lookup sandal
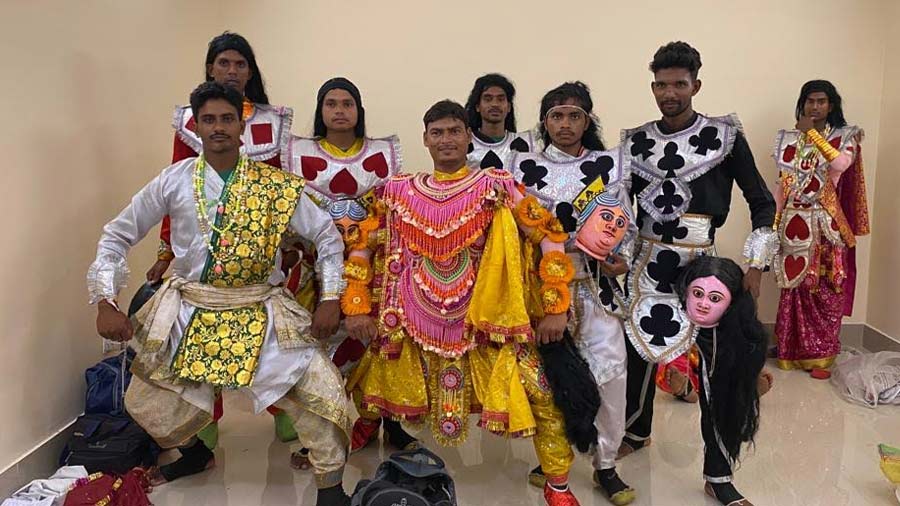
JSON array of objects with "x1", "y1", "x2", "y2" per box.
[
  {"x1": 616, "y1": 437, "x2": 651, "y2": 460},
  {"x1": 667, "y1": 368, "x2": 698, "y2": 403},
  {"x1": 704, "y1": 481, "x2": 754, "y2": 506}
]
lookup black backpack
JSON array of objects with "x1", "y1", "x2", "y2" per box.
[{"x1": 351, "y1": 448, "x2": 456, "y2": 506}]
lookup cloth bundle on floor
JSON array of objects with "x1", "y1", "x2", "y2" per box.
[{"x1": 832, "y1": 350, "x2": 900, "y2": 408}]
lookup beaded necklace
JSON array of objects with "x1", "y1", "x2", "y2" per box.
[{"x1": 193, "y1": 154, "x2": 250, "y2": 275}]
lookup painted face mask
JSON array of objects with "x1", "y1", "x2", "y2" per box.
[
  {"x1": 686, "y1": 276, "x2": 732, "y2": 328},
  {"x1": 329, "y1": 199, "x2": 369, "y2": 250},
  {"x1": 574, "y1": 192, "x2": 630, "y2": 261}
]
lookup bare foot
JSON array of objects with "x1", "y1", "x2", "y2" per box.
[
  {"x1": 666, "y1": 368, "x2": 689, "y2": 396},
  {"x1": 758, "y1": 369, "x2": 774, "y2": 396}
]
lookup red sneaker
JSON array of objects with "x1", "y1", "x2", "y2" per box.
[
  {"x1": 350, "y1": 418, "x2": 381, "y2": 453},
  {"x1": 543, "y1": 483, "x2": 580, "y2": 506}
]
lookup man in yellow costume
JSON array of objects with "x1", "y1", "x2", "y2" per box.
[
  {"x1": 347, "y1": 100, "x2": 580, "y2": 506},
  {"x1": 89, "y1": 82, "x2": 352, "y2": 506}
]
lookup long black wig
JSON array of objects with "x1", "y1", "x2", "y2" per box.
[{"x1": 674, "y1": 256, "x2": 767, "y2": 464}]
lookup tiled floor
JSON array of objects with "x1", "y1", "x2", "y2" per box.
[{"x1": 149, "y1": 360, "x2": 900, "y2": 505}]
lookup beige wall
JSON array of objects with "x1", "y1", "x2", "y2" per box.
[
  {"x1": 0, "y1": 0, "x2": 895, "y2": 473},
  {"x1": 226, "y1": 0, "x2": 888, "y2": 322},
  {"x1": 0, "y1": 1, "x2": 223, "y2": 470},
  {"x1": 867, "y1": 0, "x2": 900, "y2": 340}
]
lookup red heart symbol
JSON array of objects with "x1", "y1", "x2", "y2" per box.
[
  {"x1": 300, "y1": 156, "x2": 327, "y2": 181},
  {"x1": 792, "y1": 199, "x2": 812, "y2": 209},
  {"x1": 329, "y1": 168, "x2": 359, "y2": 196},
  {"x1": 785, "y1": 215, "x2": 810, "y2": 241},
  {"x1": 803, "y1": 177, "x2": 820, "y2": 194},
  {"x1": 829, "y1": 137, "x2": 841, "y2": 149},
  {"x1": 362, "y1": 152, "x2": 389, "y2": 178},
  {"x1": 782, "y1": 145, "x2": 796, "y2": 163},
  {"x1": 784, "y1": 255, "x2": 807, "y2": 280},
  {"x1": 830, "y1": 218, "x2": 841, "y2": 231}
]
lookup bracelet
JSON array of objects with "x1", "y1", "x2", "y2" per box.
[
  {"x1": 157, "y1": 240, "x2": 175, "y2": 262},
  {"x1": 805, "y1": 129, "x2": 841, "y2": 162}
]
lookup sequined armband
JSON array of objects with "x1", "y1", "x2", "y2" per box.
[{"x1": 742, "y1": 227, "x2": 778, "y2": 270}]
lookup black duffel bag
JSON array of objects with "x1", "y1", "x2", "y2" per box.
[
  {"x1": 61, "y1": 413, "x2": 159, "y2": 474},
  {"x1": 352, "y1": 448, "x2": 456, "y2": 506}
]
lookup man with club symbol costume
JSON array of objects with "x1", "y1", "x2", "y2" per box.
[{"x1": 510, "y1": 81, "x2": 637, "y2": 505}]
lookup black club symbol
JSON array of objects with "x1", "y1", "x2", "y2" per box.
[
  {"x1": 480, "y1": 150, "x2": 503, "y2": 170},
  {"x1": 657, "y1": 142, "x2": 685, "y2": 178},
  {"x1": 598, "y1": 276, "x2": 619, "y2": 312},
  {"x1": 689, "y1": 126, "x2": 722, "y2": 156},
  {"x1": 555, "y1": 202, "x2": 577, "y2": 233},
  {"x1": 467, "y1": 142, "x2": 474, "y2": 154},
  {"x1": 630, "y1": 131, "x2": 656, "y2": 161},
  {"x1": 640, "y1": 304, "x2": 681, "y2": 346},
  {"x1": 652, "y1": 220, "x2": 688, "y2": 244},
  {"x1": 580, "y1": 155, "x2": 614, "y2": 186},
  {"x1": 510, "y1": 137, "x2": 530, "y2": 152},
  {"x1": 652, "y1": 180, "x2": 684, "y2": 215},
  {"x1": 647, "y1": 249, "x2": 682, "y2": 293},
  {"x1": 520, "y1": 159, "x2": 549, "y2": 189}
]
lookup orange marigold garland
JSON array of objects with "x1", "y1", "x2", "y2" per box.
[
  {"x1": 539, "y1": 251, "x2": 575, "y2": 284},
  {"x1": 341, "y1": 256, "x2": 373, "y2": 316},
  {"x1": 540, "y1": 282, "x2": 571, "y2": 315}
]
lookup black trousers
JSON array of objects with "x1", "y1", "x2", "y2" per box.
[
  {"x1": 696, "y1": 331, "x2": 733, "y2": 481},
  {"x1": 623, "y1": 336, "x2": 656, "y2": 442},
  {"x1": 623, "y1": 332, "x2": 733, "y2": 481}
]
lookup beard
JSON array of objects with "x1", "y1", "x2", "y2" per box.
[{"x1": 659, "y1": 100, "x2": 689, "y2": 118}]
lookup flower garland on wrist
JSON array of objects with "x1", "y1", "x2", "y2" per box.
[
  {"x1": 341, "y1": 255, "x2": 373, "y2": 315},
  {"x1": 515, "y1": 196, "x2": 568, "y2": 243},
  {"x1": 539, "y1": 250, "x2": 574, "y2": 315}
]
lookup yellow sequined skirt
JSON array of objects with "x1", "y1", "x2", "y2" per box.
[{"x1": 348, "y1": 335, "x2": 553, "y2": 447}]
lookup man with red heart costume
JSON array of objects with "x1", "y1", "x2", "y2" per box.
[
  {"x1": 281, "y1": 78, "x2": 416, "y2": 463},
  {"x1": 773, "y1": 80, "x2": 870, "y2": 378}
]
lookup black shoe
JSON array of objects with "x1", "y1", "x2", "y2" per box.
[
  {"x1": 316, "y1": 483, "x2": 351, "y2": 506},
  {"x1": 383, "y1": 419, "x2": 420, "y2": 450},
  {"x1": 158, "y1": 439, "x2": 215, "y2": 483},
  {"x1": 593, "y1": 468, "x2": 635, "y2": 505}
]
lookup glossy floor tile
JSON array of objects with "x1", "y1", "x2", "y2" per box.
[{"x1": 149, "y1": 360, "x2": 900, "y2": 505}]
